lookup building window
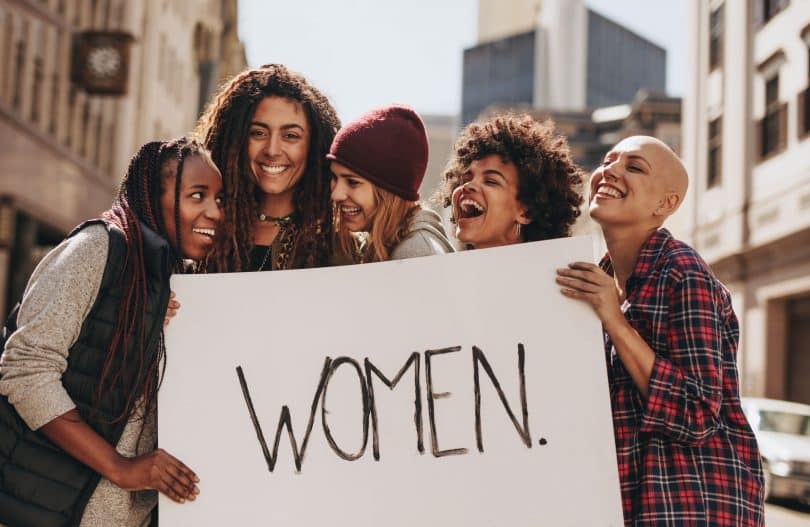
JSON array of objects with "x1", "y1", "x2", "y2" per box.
[
  {"x1": 756, "y1": 0, "x2": 789, "y2": 28},
  {"x1": 758, "y1": 73, "x2": 787, "y2": 160},
  {"x1": 709, "y1": 5, "x2": 724, "y2": 71},
  {"x1": 801, "y1": 43, "x2": 810, "y2": 139},
  {"x1": 707, "y1": 117, "x2": 722, "y2": 188},
  {"x1": 12, "y1": 39, "x2": 25, "y2": 110},
  {"x1": 30, "y1": 57, "x2": 43, "y2": 123}
]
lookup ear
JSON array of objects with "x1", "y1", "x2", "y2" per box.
[
  {"x1": 516, "y1": 205, "x2": 532, "y2": 225},
  {"x1": 653, "y1": 192, "x2": 681, "y2": 217}
]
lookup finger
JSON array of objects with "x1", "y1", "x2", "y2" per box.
[
  {"x1": 555, "y1": 276, "x2": 600, "y2": 293},
  {"x1": 168, "y1": 299, "x2": 181, "y2": 309},
  {"x1": 165, "y1": 454, "x2": 200, "y2": 484},
  {"x1": 158, "y1": 470, "x2": 196, "y2": 501},
  {"x1": 568, "y1": 261, "x2": 601, "y2": 272},
  {"x1": 156, "y1": 476, "x2": 186, "y2": 503},
  {"x1": 560, "y1": 287, "x2": 593, "y2": 300},
  {"x1": 166, "y1": 307, "x2": 178, "y2": 317},
  {"x1": 170, "y1": 290, "x2": 176, "y2": 299},
  {"x1": 556, "y1": 268, "x2": 603, "y2": 286},
  {"x1": 164, "y1": 460, "x2": 199, "y2": 495}
]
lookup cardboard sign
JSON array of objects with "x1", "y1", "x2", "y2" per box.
[{"x1": 160, "y1": 236, "x2": 623, "y2": 526}]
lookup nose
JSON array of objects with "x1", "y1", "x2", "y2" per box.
[
  {"x1": 330, "y1": 179, "x2": 346, "y2": 202},
  {"x1": 265, "y1": 134, "x2": 282, "y2": 157},
  {"x1": 461, "y1": 176, "x2": 479, "y2": 192},
  {"x1": 207, "y1": 199, "x2": 224, "y2": 222}
]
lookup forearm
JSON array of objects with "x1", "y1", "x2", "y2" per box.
[
  {"x1": 603, "y1": 317, "x2": 655, "y2": 397},
  {"x1": 39, "y1": 409, "x2": 125, "y2": 484}
]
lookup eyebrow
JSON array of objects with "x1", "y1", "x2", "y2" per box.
[
  {"x1": 249, "y1": 121, "x2": 306, "y2": 132},
  {"x1": 625, "y1": 154, "x2": 652, "y2": 171}
]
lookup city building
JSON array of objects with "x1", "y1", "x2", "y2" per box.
[
  {"x1": 420, "y1": 113, "x2": 457, "y2": 212},
  {"x1": 0, "y1": 0, "x2": 246, "y2": 316},
  {"x1": 461, "y1": 0, "x2": 667, "y2": 124},
  {"x1": 680, "y1": 0, "x2": 810, "y2": 403}
]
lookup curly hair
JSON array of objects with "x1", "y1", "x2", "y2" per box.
[
  {"x1": 436, "y1": 114, "x2": 584, "y2": 242},
  {"x1": 195, "y1": 64, "x2": 340, "y2": 271}
]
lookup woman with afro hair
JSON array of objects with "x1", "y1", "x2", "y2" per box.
[
  {"x1": 436, "y1": 113, "x2": 584, "y2": 249},
  {"x1": 196, "y1": 64, "x2": 340, "y2": 271}
]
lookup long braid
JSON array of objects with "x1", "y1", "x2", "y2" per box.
[
  {"x1": 196, "y1": 64, "x2": 340, "y2": 271},
  {"x1": 94, "y1": 137, "x2": 206, "y2": 425}
]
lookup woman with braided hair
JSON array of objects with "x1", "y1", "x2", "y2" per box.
[
  {"x1": 196, "y1": 63, "x2": 340, "y2": 271},
  {"x1": 0, "y1": 137, "x2": 223, "y2": 526}
]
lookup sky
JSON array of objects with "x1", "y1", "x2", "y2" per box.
[{"x1": 238, "y1": 0, "x2": 688, "y2": 124}]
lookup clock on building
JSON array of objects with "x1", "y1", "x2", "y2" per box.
[{"x1": 71, "y1": 31, "x2": 134, "y2": 95}]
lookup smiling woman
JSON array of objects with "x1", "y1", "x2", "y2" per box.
[
  {"x1": 197, "y1": 64, "x2": 340, "y2": 271},
  {"x1": 0, "y1": 138, "x2": 222, "y2": 526},
  {"x1": 436, "y1": 113, "x2": 585, "y2": 249}
]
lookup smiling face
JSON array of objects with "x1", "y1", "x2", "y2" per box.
[
  {"x1": 589, "y1": 136, "x2": 686, "y2": 230},
  {"x1": 160, "y1": 155, "x2": 224, "y2": 261},
  {"x1": 330, "y1": 162, "x2": 377, "y2": 232},
  {"x1": 450, "y1": 154, "x2": 529, "y2": 249},
  {"x1": 247, "y1": 96, "x2": 310, "y2": 204}
]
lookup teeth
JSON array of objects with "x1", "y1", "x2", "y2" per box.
[
  {"x1": 193, "y1": 228, "x2": 215, "y2": 237},
  {"x1": 341, "y1": 206, "x2": 361, "y2": 215},
  {"x1": 597, "y1": 185, "x2": 623, "y2": 198},
  {"x1": 460, "y1": 198, "x2": 485, "y2": 212},
  {"x1": 261, "y1": 164, "x2": 287, "y2": 175}
]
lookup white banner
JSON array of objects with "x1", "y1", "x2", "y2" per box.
[{"x1": 160, "y1": 236, "x2": 623, "y2": 526}]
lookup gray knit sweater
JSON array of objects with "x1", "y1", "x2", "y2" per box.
[
  {"x1": 0, "y1": 224, "x2": 156, "y2": 527},
  {"x1": 390, "y1": 208, "x2": 454, "y2": 260}
]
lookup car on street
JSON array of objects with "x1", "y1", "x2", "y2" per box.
[{"x1": 742, "y1": 397, "x2": 810, "y2": 504}]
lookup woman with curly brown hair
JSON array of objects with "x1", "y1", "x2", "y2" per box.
[
  {"x1": 196, "y1": 64, "x2": 340, "y2": 271},
  {"x1": 436, "y1": 114, "x2": 584, "y2": 249}
]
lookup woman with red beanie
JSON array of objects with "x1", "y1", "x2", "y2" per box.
[{"x1": 328, "y1": 105, "x2": 454, "y2": 263}]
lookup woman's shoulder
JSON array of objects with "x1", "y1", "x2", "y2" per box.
[{"x1": 392, "y1": 207, "x2": 455, "y2": 259}]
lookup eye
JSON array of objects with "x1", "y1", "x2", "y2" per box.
[
  {"x1": 190, "y1": 191, "x2": 204, "y2": 200},
  {"x1": 460, "y1": 173, "x2": 472, "y2": 184},
  {"x1": 485, "y1": 178, "x2": 499, "y2": 186},
  {"x1": 284, "y1": 132, "x2": 302, "y2": 140},
  {"x1": 347, "y1": 178, "x2": 362, "y2": 188},
  {"x1": 629, "y1": 165, "x2": 642, "y2": 172},
  {"x1": 249, "y1": 128, "x2": 267, "y2": 138},
  {"x1": 215, "y1": 194, "x2": 225, "y2": 206}
]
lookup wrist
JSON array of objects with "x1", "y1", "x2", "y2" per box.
[
  {"x1": 603, "y1": 314, "x2": 630, "y2": 338},
  {"x1": 104, "y1": 453, "x2": 129, "y2": 486}
]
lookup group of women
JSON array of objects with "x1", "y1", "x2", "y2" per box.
[{"x1": 0, "y1": 64, "x2": 586, "y2": 526}]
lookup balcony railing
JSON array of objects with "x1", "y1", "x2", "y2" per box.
[
  {"x1": 799, "y1": 86, "x2": 810, "y2": 140},
  {"x1": 756, "y1": 102, "x2": 787, "y2": 161}
]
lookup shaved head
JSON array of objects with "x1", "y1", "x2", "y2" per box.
[{"x1": 615, "y1": 135, "x2": 688, "y2": 203}]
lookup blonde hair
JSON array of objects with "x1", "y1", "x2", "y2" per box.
[{"x1": 335, "y1": 186, "x2": 420, "y2": 263}]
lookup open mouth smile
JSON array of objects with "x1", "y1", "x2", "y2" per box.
[
  {"x1": 593, "y1": 184, "x2": 626, "y2": 199},
  {"x1": 192, "y1": 228, "x2": 216, "y2": 238},
  {"x1": 457, "y1": 197, "x2": 486, "y2": 220},
  {"x1": 260, "y1": 164, "x2": 288, "y2": 175}
]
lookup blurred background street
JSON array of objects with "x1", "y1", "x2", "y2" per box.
[{"x1": 1, "y1": 0, "x2": 808, "y2": 523}]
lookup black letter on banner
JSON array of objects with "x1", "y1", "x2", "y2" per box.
[
  {"x1": 424, "y1": 346, "x2": 468, "y2": 457},
  {"x1": 236, "y1": 359, "x2": 331, "y2": 473},
  {"x1": 321, "y1": 357, "x2": 370, "y2": 461},
  {"x1": 364, "y1": 352, "x2": 424, "y2": 460},
  {"x1": 473, "y1": 344, "x2": 531, "y2": 452}
]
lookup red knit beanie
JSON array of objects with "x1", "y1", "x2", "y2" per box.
[{"x1": 327, "y1": 105, "x2": 428, "y2": 201}]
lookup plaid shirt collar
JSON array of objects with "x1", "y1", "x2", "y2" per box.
[{"x1": 598, "y1": 227, "x2": 673, "y2": 295}]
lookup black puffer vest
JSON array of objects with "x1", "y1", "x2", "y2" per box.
[{"x1": 0, "y1": 220, "x2": 172, "y2": 527}]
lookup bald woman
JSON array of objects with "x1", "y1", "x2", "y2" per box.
[{"x1": 557, "y1": 136, "x2": 764, "y2": 526}]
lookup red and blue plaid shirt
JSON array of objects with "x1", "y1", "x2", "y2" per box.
[{"x1": 600, "y1": 229, "x2": 764, "y2": 526}]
